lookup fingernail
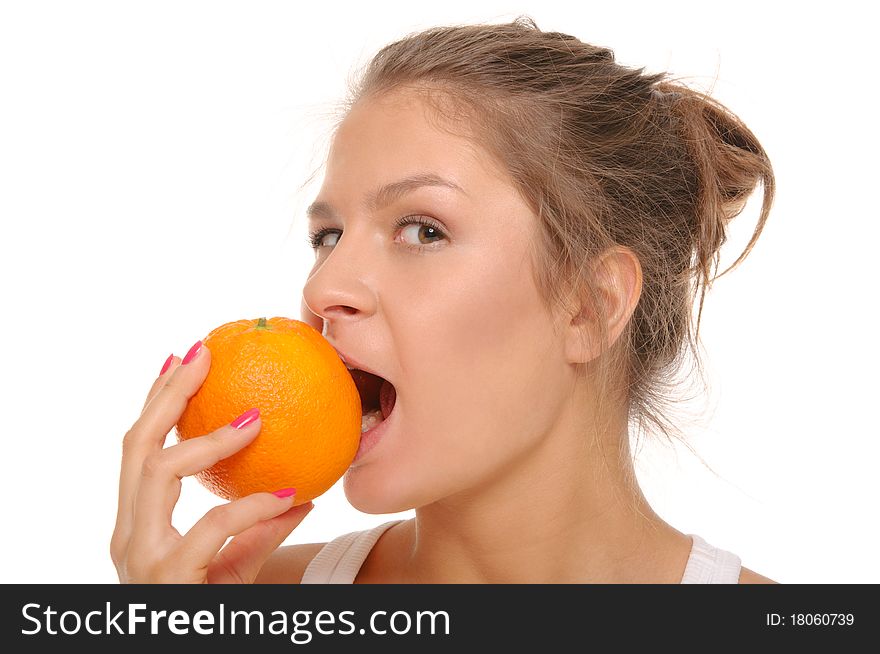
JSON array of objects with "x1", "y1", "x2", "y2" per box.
[
  {"x1": 159, "y1": 353, "x2": 174, "y2": 376},
  {"x1": 230, "y1": 408, "x2": 260, "y2": 429},
  {"x1": 272, "y1": 487, "x2": 296, "y2": 499},
  {"x1": 182, "y1": 340, "x2": 202, "y2": 365}
]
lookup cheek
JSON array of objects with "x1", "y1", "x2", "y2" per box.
[
  {"x1": 404, "y1": 245, "x2": 561, "y2": 453},
  {"x1": 441, "y1": 246, "x2": 549, "y2": 379},
  {"x1": 347, "y1": 245, "x2": 567, "y2": 510}
]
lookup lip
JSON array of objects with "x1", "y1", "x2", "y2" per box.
[
  {"x1": 351, "y1": 390, "x2": 397, "y2": 465},
  {"x1": 332, "y1": 347, "x2": 391, "y2": 384}
]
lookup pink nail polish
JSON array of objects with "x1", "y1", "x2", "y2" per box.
[
  {"x1": 182, "y1": 340, "x2": 202, "y2": 365},
  {"x1": 272, "y1": 487, "x2": 297, "y2": 499},
  {"x1": 230, "y1": 408, "x2": 260, "y2": 429},
  {"x1": 159, "y1": 354, "x2": 174, "y2": 376}
]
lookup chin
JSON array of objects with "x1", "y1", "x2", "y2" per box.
[{"x1": 342, "y1": 466, "x2": 417, "y2": 514}]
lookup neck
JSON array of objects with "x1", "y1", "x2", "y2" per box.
[{"x1": 396, "y1": 395, "x2": 690, "y2": 583}]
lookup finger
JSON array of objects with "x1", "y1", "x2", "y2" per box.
[
  {"x1": 130, "y1": 411, "x2": 262, "y2": 545},
  {"x1": 116, "y1": 340, "x2": 211, "y2": 547},
  {"x1": 113, "y1": 350, "x2": 190, "y2": 562},
  {"x1": 209, "y1": 501, "x2": 315, "y2": 583},
  {"x1": 130, "y1": 340, "x2": 211, "y2": 457},
  {"x1": 142, "y1": 353, "x2": 180, "y2": 414},
  {"x1": 177, "y1": 491, "x2": 305, "y2": 576}
]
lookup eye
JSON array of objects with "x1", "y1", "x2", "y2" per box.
[
  {"x1": 307, "y1": 216, "x2": 448, "y2": 252},
  {"x1": 395, "y1": 216, "x2": 447, "y2": 249},
  {"x1": 307, "y1": 228, "x2": 340, "y2": 249}
]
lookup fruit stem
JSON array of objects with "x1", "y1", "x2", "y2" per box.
[{"x1": 256, "y1": 317, "x2": 269, "y2": 329}]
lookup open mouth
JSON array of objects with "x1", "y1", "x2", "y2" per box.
[{"x1": 346, "y1": 367, "x2": 397, "y2": 433}]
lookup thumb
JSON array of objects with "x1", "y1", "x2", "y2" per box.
[{"x1": 209, "y1": 501, "x2": 315, "y2": 583}]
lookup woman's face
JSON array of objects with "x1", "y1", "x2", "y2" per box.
[{"x1": 301, "y1": 88, "x2": 577, "y2": 513}]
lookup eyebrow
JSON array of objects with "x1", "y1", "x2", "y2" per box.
[{"x1": 306, "y1": 173, "x2": 466, "y2": 223}]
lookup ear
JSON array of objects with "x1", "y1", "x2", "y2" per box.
[{"x1": 563, "y1": 246, "x2": 643, "y2": 364}]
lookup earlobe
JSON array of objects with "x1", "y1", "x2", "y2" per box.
[{"x1": 563, "y1": 246, "x2": 643, "y2": 364}]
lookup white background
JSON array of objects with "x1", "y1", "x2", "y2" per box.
[{"x1": 1, "y1": 0, "x2": 876, "y2": 583}]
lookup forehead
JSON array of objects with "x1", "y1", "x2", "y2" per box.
[
  {"x1": 325, "y1": 88, "x2": 504, "y2": 187},
  {"x1": 344, "y1": 85, "x2": 475, "y2": 139}
]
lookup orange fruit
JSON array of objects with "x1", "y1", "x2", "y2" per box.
[{"x1": 175, "y1": 316, "x2": 361, "y2": 506}]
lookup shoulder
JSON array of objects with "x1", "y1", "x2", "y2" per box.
[
  {"x1": 254, "y1": 542, "x2": 327, "y2": 584},
  {"x1": 738, "y1": 566, "x2": 778, "y2": 584}
]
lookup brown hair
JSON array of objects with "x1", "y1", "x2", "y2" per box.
[{"x1": 319, "y1": 16, "x2": 774, "y2": 479}]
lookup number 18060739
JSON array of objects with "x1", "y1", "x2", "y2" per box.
[{"x1": 766, "y1": 613, "x2": 855, "y2": 627}]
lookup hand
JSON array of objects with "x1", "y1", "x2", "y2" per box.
[{"x1": 110, "y1": 341, "x2": 314, "y2": 583}]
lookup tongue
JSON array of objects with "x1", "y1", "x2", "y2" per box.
[{"x1": 380, "y1": 380, "x2": 396, "y2": 419}]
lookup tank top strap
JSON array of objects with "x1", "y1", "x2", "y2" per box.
[
  {"x1": 300, "y1": 520, "x2": 404, "y2": 584},
  {"x1": 680, "y1": 534, "x2": 742, "y2": 584}
]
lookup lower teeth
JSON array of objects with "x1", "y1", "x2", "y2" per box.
[{"x1": 361, "y1": 409, "x2": 384, "y2": 433}]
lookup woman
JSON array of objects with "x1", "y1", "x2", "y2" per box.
[{"x1": 112, "y1": 17, "x2": 776, "y2": 583}]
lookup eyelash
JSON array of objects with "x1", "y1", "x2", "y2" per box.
[{"x1": 306, "y1": 215, "x2": 448, "y2": 253}]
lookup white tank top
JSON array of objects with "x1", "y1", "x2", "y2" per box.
[{"x1": 300, "y1": 520, "x2": 742, "y2": 583}]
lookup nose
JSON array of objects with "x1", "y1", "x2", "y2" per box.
[{"x1": 300, "y1": 237, "x2": 377, "y2": 332}]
